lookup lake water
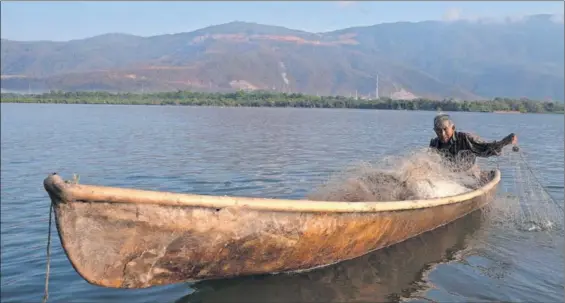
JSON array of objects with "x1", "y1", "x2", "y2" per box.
[{"x1": 1, "y1": 104, "x2": 563, "y2": 303}]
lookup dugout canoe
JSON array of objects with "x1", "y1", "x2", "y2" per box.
[{"x1": 43, "y1": 169, "x2": 501, "y2": 289}]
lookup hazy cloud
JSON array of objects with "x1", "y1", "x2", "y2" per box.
[
  {"x1": 504, "y1": 15, "x2": 527, "y2": 23},
  {"x1": 337, "y1": 1, "x2": 356, "y2": 8},
  {"x1": 443, "y1": 7, "x2": 462, "y2": 22},
  {"x1": 488, "y1": 13, "x2": 564, "y2": 24},
  {"x1": 442, "y1": 8, "x2": 563, "y2": 25},
  {"x1": 550, "y1": 13, "x2": 564, "y2": 24}
]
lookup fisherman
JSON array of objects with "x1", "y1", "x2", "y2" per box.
[{"x1": 429, "y1": 113, "x2": 518, "y2": 175}]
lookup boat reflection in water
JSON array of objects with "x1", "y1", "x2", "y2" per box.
[{"x1": 179, "y1": 210, "x2": 485, "y2": 303}]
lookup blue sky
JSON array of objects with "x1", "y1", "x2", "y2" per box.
[{"x1": 1, "y1": 1, "x2": 563, "y2": 41}]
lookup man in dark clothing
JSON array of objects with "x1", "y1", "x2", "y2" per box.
[{"x1": 429, "y1": 114, "x2": 518, "y2": 173}]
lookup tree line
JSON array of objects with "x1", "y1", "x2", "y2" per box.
[{"x1": 1, "y1": 90, "x2": 563, "y2": 113}]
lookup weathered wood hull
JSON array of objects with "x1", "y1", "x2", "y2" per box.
[
  {"x1": 181, "y1": 210, "x2": 486, "y2": 303},
  {"x1": 43, "y1": 170, "x2": 500, "y2": 289}
]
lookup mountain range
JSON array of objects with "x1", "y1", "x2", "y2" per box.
[{"x1": 1, "y1": 14, "x2": 564, "y2": 101}]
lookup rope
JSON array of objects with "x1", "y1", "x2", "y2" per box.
[
  {"x1": 517, "y1": 149, "x2": 563, "y2": 211},
  {"x1": 42, "y1": 202, "x2": 54, "y2": 303}
]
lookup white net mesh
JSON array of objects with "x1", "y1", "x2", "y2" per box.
[
  {"x1": 307, "y1": 149, "x2": 484, "y2": 202},
  {"x1": 482, "y1": 147, "x2": 564, "y2": 233},
  {"x1": 308, "y1": 145, "x2": 563, "y2": 235}
]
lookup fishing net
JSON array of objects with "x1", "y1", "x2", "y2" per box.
[
  {"x1": 307, "y1": 149, "x2": 483, "y2": 202},
  {"x1": 481, "y1": 147, "x2": 564, "y2": 233},
  {"x1": 308, "y1": 144, "x2": 563, "y2": 235}
]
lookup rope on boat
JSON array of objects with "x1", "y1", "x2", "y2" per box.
[{"x1": 42, "y1": 201, "x2": 54, "y2": 303}]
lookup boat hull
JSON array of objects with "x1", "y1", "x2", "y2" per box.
[
  {"x1": 44, "y1": 170, "x2": 500, "y2": 289},
  {"x1": 182, "y1": 210, "x2": 486, "y2": 303}
]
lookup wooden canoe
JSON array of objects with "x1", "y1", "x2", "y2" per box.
[{"x1": 43, "y1": 169, "x2": 501, "y2": 289}]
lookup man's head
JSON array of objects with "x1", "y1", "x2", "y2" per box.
[{"x1": 433, "y1": 114, "x2": 455, "y2": 143}]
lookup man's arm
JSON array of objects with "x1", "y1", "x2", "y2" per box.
[{"x1": 462, "y1": 132, "x2": 516, "y2": 157}]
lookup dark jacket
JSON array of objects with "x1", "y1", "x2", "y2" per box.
[{"x1": 429, "y1": 131, "x2": 513, "y2": 171}]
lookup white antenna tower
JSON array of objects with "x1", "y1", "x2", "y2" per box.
[{"x1": 375, "y1": 74, "x2": 379, "y2": 99}]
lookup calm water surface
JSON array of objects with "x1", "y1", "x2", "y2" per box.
[{"x1": 1, "y1": 104, "x2": 563, "y2": 302}]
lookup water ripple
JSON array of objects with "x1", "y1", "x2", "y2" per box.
[{"x1": 1, "y1": 105, "x2": 563, "y2": 303}]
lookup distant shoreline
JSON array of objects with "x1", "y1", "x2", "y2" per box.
[
  {"x1": 492, "y1": 110, "x2": 522, "y2": 114},
  {"x1": 2, "y1": 101, "x2": 563, "y2": 115},
  {"x1": 1, "y1": 91, "x2": 563, "y2": 114}
]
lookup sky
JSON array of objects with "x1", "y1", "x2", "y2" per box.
[{"x1": 1, "y1": 1, "x2": 563, "y2": 41}]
